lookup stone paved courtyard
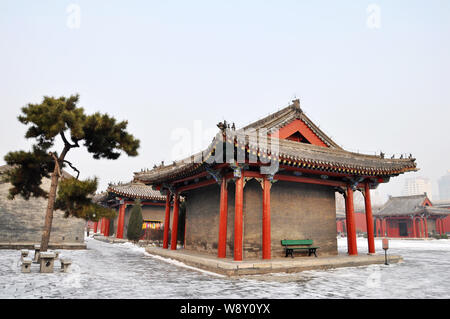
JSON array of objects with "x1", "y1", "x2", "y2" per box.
[{"x1": 1, "y1": 237, "x2": 450, "y2": 298}]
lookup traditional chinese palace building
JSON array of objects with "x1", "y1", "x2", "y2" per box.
[
  {"x1": 374, "y1": 194, "x2": 450, "y2": 238},
  {"x1": 94, "y1": 181, "x2": 169, "y2": 241},
  {"x1": 434, "y1": 200, "x2": 450, "y2": 233},
  {"x1": 134, "y1": 100, "x2": 418, "y2": 260}
]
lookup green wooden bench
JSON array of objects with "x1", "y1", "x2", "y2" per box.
[{"x1": 281, "y1": 239, "x2": 319, "y2": 258}]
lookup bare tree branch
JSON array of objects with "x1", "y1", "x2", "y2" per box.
[
  {"x1": 63, "y1": 160, "x2": 80, "y2": 179},
  {"x1": 60, "y1": 132, "x2": 79, "y2": 148}
]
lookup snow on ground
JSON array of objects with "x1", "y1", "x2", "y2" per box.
[{"x1": 0, "y1": 236, "x2": 449, "y2": 299}]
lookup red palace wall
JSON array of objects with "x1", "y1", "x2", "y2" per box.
[
  {"x1": 337, "y1": 211, "x2": 367, "y2": 234},
  {"x1": 337, "y1": 214, "x2": 450, "y2": 237},
  {"x1": 443, "y1": 215, "x2": 450, "y2": 233}
]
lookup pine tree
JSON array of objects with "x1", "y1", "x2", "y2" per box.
[
  {"x1": 127, "y1": 200, "x2": 143, "y2": 242},
  {"x1": 4, "y1": 94, "x2": 140, "y2": 251}
]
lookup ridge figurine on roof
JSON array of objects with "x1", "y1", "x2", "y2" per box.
[{"x1": 134, "y1": 99, "x2": 418, "y2": 261}]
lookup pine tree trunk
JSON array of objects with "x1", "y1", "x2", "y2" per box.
[
  {"x1": 40, "y1": 145, "x2": 70, "y2": 252},
  {"x1": 40, "y1": 166, "x2": 60, "y2": 252}
]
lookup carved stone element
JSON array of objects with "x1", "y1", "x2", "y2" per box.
[
  {"x1": 21, "y1": 258, "x2": 32, "y2": 273},
  {"x1": 39, "y1": 252, "x2": 56, "y2": 273},
  {"x1": 20, "y1": 249, "x2": 29, "y2": 261},
  {"x1": 60, "y1": 258, "x2": 72, "y2": 273}
]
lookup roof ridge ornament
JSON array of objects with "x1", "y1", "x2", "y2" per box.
[
  {"x1": 217, "y1": 120, "x2": 227, "y2": 132},
  {"x1": 292, "y1": 99, "x2": 302, "y2": 113}
]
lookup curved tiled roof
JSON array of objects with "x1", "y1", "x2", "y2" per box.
[
  {"x1": 134, "y1": 101, "x2": 417, "y2": 185},
  {"x1": 92, "y1": 191, "x2": 108, "y2": 204},
  {"x1": 375, "y1": 194, "x2": 450, "y2": 217},
  {"x1": 241, "y1": 102, "x2": 342, "y2": 149},
  {"x1": 106, "y1": 181, "x2": 166, "y2": 201},
  {"x1": 135, "y1": 130, "x2": 417, "y2": 184}
]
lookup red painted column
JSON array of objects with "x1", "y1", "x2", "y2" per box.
[
  {"x1": 217, "y1": 178, "x2": 228, "y2": 258},
  {"x1": 381, "y1": 219, "x2": 384, "y2": 236},
  {"x1": 262, "y1": 178, "x2": 272, "y2": 260},
  {"x1": 418, "y1": 218, "x2": 422, "y2": 237},
  {"x1": 416, "y1": 218, "x2": 420, "y2": 237},
  {"x1": 364, "y1": 183, "x2": 375, "y2": 254},
  {"x1": 116, "y1": 202, "x2": 126, "y2": 239},
  {"x1": 234, "y1": 174, "x2": 244, "y2": 261},
  {"x1": 100, "y1": 218, "x2": 105, "y2": 235},
  {"x1": 104, "y1": 219, "x2": 110, "y2": 237},
  {"x1": 438, "y1": 219, "x2": 443, "y2": 235},
  {"x1": 420, "y1": 218, "x2": 424, "y2": 237},
  {"x1": 345, "y1": 186, "x2": 358, "y2": 256},
  {"x1": 424, "y1": 217, "x2": 428, "y2": 238},
  {"x1": 170, "y1": 194, "x2": 180, "y2": 250},
  {"x1": 379, "y1": 218, "x2": 383, "y2": 236},
  {"x1": 386, "y1": 218, "x2": 390, "y2": 237},
  {"x1": 412, "y1": 217, "x2": 417, "y2": 238},
  {"x1": 93, "y1": 222, "x2": 98, "y2": 234},
  {"x1": 163, "y1": 193, "x2": 171, "y2": 249},
  {"x1": 374, "y1": 219, "x2": 378, "y2": 237}
]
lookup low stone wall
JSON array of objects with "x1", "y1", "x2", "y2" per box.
[{"x1": 0, "y1": 242, "x2": 86, "y2": 250}]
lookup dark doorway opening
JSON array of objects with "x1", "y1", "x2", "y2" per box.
[{"x1": 399, "y1": 222, "x2": 408, "y2": 237}]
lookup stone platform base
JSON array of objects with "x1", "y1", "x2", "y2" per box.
[
  {"x1": 93, "y1": 235, "x2": 162, "y2": 247},
  {"x1": 145, "y1": 247, "x2": 403, "y2": 276},
  {"x1": 93, "y1": 235, "x2": 129, "y2": 244},
  {"x1": 0, "y1": 242, "x2": 86, "y2": 250}
]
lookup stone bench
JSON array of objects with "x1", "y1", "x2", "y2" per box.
[
  {"x1": 39, "y1": 252, "x2": 56, "y2": 273},
  {"x1": 60, "y1": 258, "x2": 72, "y2": 273},
  {"x1": 21, "y1": 257, "x2": 32, "y2": 273}
]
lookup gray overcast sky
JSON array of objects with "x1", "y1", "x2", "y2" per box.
[{"x1": 1, "y1": 1, "x2": 449, "y2": 203}]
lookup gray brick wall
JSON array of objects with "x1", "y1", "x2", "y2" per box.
[
  {"x1": 184, "y1": 178, "x2": 338, "y2": 259},
  {"x1": 0, "y1": 176, "x2": 85, "y2": 244}
]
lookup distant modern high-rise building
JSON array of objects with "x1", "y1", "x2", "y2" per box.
[
  {"x1": 402, "y1": 176, "x2": 433, "y2": 200},
  {"x1": 438, "y1": 170, "x2": 450, "y2": 201}
]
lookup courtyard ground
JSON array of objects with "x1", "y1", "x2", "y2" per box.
[{"x1": 0, "y1": 237, "x2": 449, "y2": 298}]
